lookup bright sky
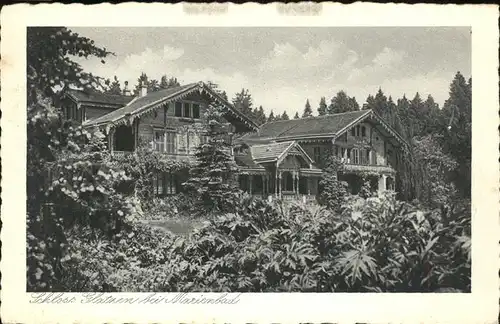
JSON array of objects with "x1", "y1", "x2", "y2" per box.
[{"x1": 71, "y1": 27, "x2": 471, "y2": 116}]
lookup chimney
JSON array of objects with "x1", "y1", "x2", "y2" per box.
[
  {"x1": 140, "y1": 83, "x2": 148, "y2": 97},
  {"x1": 139, "y1": 77, "x2": 148, "y2": 97},
  {"x1": 122, "y1": 81, "x2": 131, "y2": 96}
]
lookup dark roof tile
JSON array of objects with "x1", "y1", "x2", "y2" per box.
[
  {"x1": 246, "y1": 110, "x2": 369, "y2": 140},
  {"x1": 84, "y1": 83, "x2": 198, "y2": 126},
  {"x1": 65, "y1": 89, "x2": 134, "y2": 106},
  {"x1": 250, "y1": 141, "x2": 295, "y2": 161}
]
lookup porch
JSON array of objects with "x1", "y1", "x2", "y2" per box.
[
  {"x1": 339, "y1": 165, "x2": 396, "y2": 194},
  {"x1": 238, "y1": 169, "x2": 321, "y2": 202}
]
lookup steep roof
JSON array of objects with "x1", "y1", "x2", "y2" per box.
[
  {"x1": 83, "y1": 82, "x2": 259, "y2": 131},
  {"x1": 65, "y1": 89, "x2": 134, "y2": 107}
]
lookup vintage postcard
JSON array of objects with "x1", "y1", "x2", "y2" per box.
[{"x1": 1, "y1": 3, "x2": 499, "y2": 323}]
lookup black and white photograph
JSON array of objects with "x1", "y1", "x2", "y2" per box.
[
  {"x1": 1, "y1": 3, "x2": 499, "y2": 324},
  {"x1": 26, "y1": 25, "x2": 473, "y2": 293}
]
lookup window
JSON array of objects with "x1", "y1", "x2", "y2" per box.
[
  {"x1": 153, "y1": 172, "x2": 177, "y2": 196},
  {"x1": 183, "y1": 103, "x2": 191, "y2": 118},
  {"x1": 175, "y1": 102, "x2": 182, "y2": 117},
  {"x1": 192, "y1": 104, "x2": 200, "y2": 119},
  {"x1": 285, "y1": 172, "x2": 293, "y2": 191},
  {"x1": 153, "y1": 172, "x2": 164, "y2": 196},
  {"x1": 352, "y1": 148, "x2": 360, "y2": 164},
  {"x1": 356, "y1": 125, "x2": 360, "y2": 137},
  {"x1": 351, "y1": 128, "x2": 355, "y2": 136},
  {"x1": 166, "y1": 132, "x2": 176, "y2": 154},
  {"x1": 154, "y1": 130, "x2": 165, "y2": 152},
  {"x1": 334, "y1": 146, "x2": 339, "y2": 157},
  {"x1": 313, "y1": 147, "x2": 321, "y2": 163},
  {"x1": 164, "y1": 173, "x2": 177, "y2": 195},
  {"x1": 174, "y1": 101, "x2": 202, "y2": 119},
  {"x1": 154, "y1": 129, "x2": 176, "y2": 153},
  {"x1": 361, "y1": 126, "x2": 366, "y2": 137}
]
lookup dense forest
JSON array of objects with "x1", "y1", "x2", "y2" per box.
[{"x1": 27, "y1": 27, "x2": 471, "y2": 293}]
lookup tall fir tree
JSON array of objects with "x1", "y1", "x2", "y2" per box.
[
  {"x1": 294, "y1": 112, "x2": 300, "y2": 119},
  {"x1": 232, "y1": 88, "x2": 253, "y2": 118},
  {"x1": 422, "y1": 94, "x2": 440, "y2": 135},
  {"x1": 440, "y1": 72, "x2": 472, "y2": 197},
  {"x1": 256, "y1": 105, "x2": 267, "y2": 124},
  {"x1": 302, "y1": 99, "x2": 313, "y2": 117},
  {"x1": 268, "y1": 110, "x2": 276, "y2": 122},
  {"x1": 317, "y1": 96, "x2": 328, "y2": 115},
  {"x1": 281, "y1": 111, "x2": 290, "y2": 120},
  {"x1": 183, "y1": 103, "x2": 240, "y2": 212}
]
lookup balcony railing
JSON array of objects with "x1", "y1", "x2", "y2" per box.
[{"x1": 112, "y1": 150, "x2": 133, "y2": 158}]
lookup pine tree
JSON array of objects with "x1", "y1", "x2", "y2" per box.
[
  {"x1": 294, "y1": 112, "x2": 300, "y2": 119},
  {"x1": 440, "y1": 72, "x2": 472, "y2": 197},
  {"x1": 232, "y1": 88, "x2": 253, "y2": 118},
  {"x1": 183, "y1": 103, "x2": 240, "y2": 212},
  {"x1": 422, "y1": 94, "x2": 440, "y2": 135},
  {"x1": 268, "y1": 110, "x2": 275, "y2": 122},
  {"x1": 104, "y1": 76, "x2": 122, "y2": 95},
  {"x1": 281, "y1": 111, "x2": 290, "y2": 120},
  {"x1": 256, "y1": 105, "x2": 267, "y2": 124},
  {"x1": 408, "y1": 92, "x2": 425, "y2": 137},
  {"x1": 317, "y1": 97, "x2": 328, "y2": 115},
  {"x1": 302, "y1": 99, "x2": 313, "y2": 117}
]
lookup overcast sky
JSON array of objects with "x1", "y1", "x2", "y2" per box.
[{"x1": 71, "y1": 27, "x2": 471, "y2": 116}]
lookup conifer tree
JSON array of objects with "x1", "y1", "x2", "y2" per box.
[
  {"x1": 302, "y1": 99, "x2": 313, "y2": 117},
  {"x1": 317, "y1": 97, "x2": 328, "y2": 115},
  {"x1": 268, "y1": 110, "x2": 275, "y2": 122},
  {"x1": 281, "y1": 111, "x2": 290, "y2": 120},
  {"x1": 256, "y1": 105, "x2": 267, "y2": 124},
  {"x1": 104, "y1": 76, "x2": 122, "y2": 95},
  {"x1": 440, "y1": 72, "x2": 472, "y2": 197},
  {"x1": 294, "y1": 112, "x2": 300, "y2": 119},
  {"x1": 183, "y1": 103, "x2": 240, "y2": 212},
  {"x1": 232, "y1": 88, "x2": 253, "y2": 118}
]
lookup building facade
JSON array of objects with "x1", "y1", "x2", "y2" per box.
[{"x1": 67, "y1": 81, "x2": 408, "y2": 201}]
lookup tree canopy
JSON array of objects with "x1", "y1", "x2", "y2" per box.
[{"x1": 328, "y1": 91, "x2": 359, "y2": 114}]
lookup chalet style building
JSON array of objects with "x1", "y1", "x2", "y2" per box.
[{"x1": 64, "y1": 81, "x2": 408, "y2": 201}]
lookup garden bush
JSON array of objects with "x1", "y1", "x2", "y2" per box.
[{"x1": 59, "y1": 192, "x2": 470, "y2": 292}]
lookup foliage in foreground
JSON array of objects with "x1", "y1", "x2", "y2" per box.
[{"x1": 60, "y1": 193, "x2": 471, "y2": 293}]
